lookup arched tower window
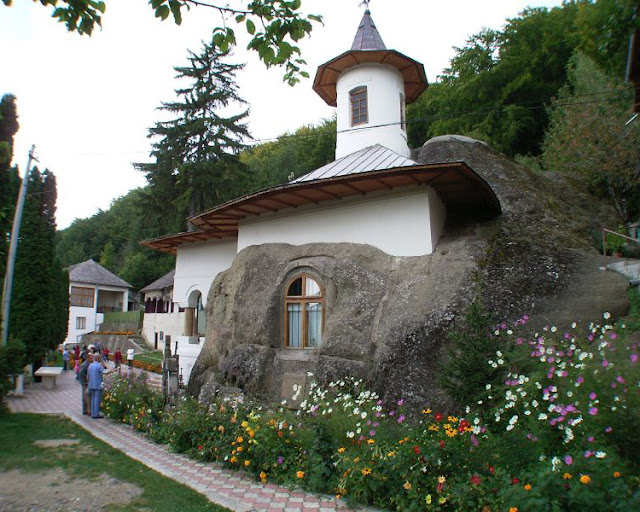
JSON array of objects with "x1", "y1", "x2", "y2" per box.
[
  {"x1": 350, "y1": 86, "x2": 368, "y2": 126},
  {"x1": 285, "y1": 274, "x2": 324, "y2": 349}
]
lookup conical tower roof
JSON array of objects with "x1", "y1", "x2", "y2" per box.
[
  {"x1": 313, "y1": 9, "x2": 427, "y2": 107},
  {"x1": 351, "y1": 9, "x2": 386, "y2": 50}
]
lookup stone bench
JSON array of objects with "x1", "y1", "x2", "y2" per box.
[{"x1": 34, "y1": 367, "x2": 64, "y2": 389}]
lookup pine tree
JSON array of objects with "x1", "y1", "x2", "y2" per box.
[
  {"x1": 136, "y1": 43, "x2": 251, "y2": 231},
  {"x1": 0, "y1": 94, "x2": 20, "y2": 279}
]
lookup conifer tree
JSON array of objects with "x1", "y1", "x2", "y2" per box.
[{"x1": 137, "y1": 43, "x2": 251, "y2": 230}]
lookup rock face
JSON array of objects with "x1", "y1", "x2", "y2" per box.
[{"x1": 188, "y1": 135, "x2": 628, "y2": 408}]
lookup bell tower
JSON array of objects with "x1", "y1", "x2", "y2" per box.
[{"x1": 313, "y1": 7, "x2": 428, "y2": 159}]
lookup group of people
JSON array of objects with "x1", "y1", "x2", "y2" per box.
[{"x1": 75, "y1": 344, "x2": 135, "y2": 418}]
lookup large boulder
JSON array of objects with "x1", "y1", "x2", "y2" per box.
[{"x1": 188, "y1": 135, "x2": 628, "y2": 408}]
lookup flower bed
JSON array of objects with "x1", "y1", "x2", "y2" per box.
[{"x1": 102, "y1": 312, "x2": 640, "y2": 511}]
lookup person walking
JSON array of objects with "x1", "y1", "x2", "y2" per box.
[
  {"x1": 88, "y1": 353, "x2": 110, "y2": 418},
  {"x1": 78, "y1": 353, "x2": 91, "y2": 415},
  {"x1": 62, "y1": 347, "x2": 69, "y2": 371},
  {"x1": 126, "y1": 347, "x2": 134, "y2": 368},
  {"x1": 114, "y1": 348, "x2": 122, "y2": 372},
  {"x1": 103, "y1": 346, "x2": 110, "y2": 364}
]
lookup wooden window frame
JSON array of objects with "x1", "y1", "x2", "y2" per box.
[
  {"x1": 284, "y1": 273, "x2": 325, "y2": 349},
  {"x1": 70, "y1": 286, "x2": 94, "y2": 308},
  {"x1": 350, "y1": 86, "x2": 368, "y2": 126}
]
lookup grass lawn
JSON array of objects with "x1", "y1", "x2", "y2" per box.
[
  {"x1": 136, "y1": 350, "x2": 164, "y2": 365},
  {"x1": 0, "y1": 413, "x2": 229, "y2": 512}
]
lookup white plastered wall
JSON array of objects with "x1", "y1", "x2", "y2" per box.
[
  {"x1": 142, "y1": 312, "x2": 185, "y2": 350},
  {"x1": 173, "y1": 239, "x2": 237, "y2": 307},
  {"x1": 336, "y1": 63, "x2": 409, "y2": 159},
  {"x1": 238, "y1": 187, "x2": 445, "y2": 257}
]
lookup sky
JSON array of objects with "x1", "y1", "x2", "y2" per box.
[{"x1": 1, "y1": 0, "x2": 563, "y2": 229}]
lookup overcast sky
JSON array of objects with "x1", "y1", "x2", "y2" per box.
[{"x1": 1, "y1": 0, "x2": 563, "y2": 229}]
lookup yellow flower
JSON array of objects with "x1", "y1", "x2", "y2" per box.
[
  {"x1": 447, "y1": 416, "x2": 458, "y2": 423},
  {"x1": 354, "y1": 457, "x2": 360, "y2": 463},
  {"x1": 426, "y1": 494, "x2": 432, "y2": 505},
  {"x1": 218, "y1": 425, "x2": 225, "y2": 433},
  {"x1": 367, "y1": 439, "x2": 375, "y2": 445},
  {"x1": 237, "y1": 446, "x2": 243, "y2": 452},
  {"x1": 361, "y1": 467, "x2": 372, "y2": 476},
  {"x1": 244, "y1": 460, "x2": 250, "y2": 467},
  {"x1": 563, "y1": 473, "x2": 572, "y2": 480},
  {"x1": 524, "y1": 484, "x2": 532, "y2": 491},
  {"x1": 509, "y1": 508, "x2": 518, "y2": 512},
  {"x1": 241, "y1": 420, "x2": 249, "y2": 428},
  {"x1": 613, "y1": 471, "x2": 621, "y2": 478},
  {"x1": 580, "y1": 475, "x2": 591, "y2": 484},
  {"x1": 437, "y1": 476, "x2": 446, "y2": 484},
  {"x1": 297, "y1": 471, "x2": 305, "y2": 479},
  {"x1": 338, "y1": 447, "x2": 346, "y2": 453},
  {"x1": 259, "y1": 471, "x2": 267, "y2": 479},
  {"x1": 230, "y1": 456, "x2": 237, "y2": 463},
  {"x1": 403, "y1": 481, "x2": 412, "y2": 490},
  {"x1": 422, "y1": 408, "x2": 432, "y2": 414},
  {"x1": 428, "y1": 424, "x2": 439, "y2": 431},
  {"x1": 249, "y1": 430, "x2": 255, "y2": 438},
  {"x1": 445, "y1": 429, "x2": 457, "y2": 437},
  {"x1": 236, "y1": 436, "x2": 244, "y2": 443},
  {"x1": 438, "y1": 497, "x2": 447, "y2": 505},
  {"x1": 387, "y1": 451, "x2": 396, "y2": 457}
]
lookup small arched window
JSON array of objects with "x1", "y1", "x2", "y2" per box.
[
  {"x1": 195, "y1": 292, "x2": 207, "y2": 336},
  {"x1": 285, "y1": 274, "x2": 324, "y2": 349},
  {"x1": 350, "y1": 86, "x2": 368, "y2": 126}
]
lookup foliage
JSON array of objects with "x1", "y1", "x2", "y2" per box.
[
  {"x1": 542, "y1": 52, "x2": 640, "y2": 222},
  {"x1": 240, "y1": 117, "x2": 336, "y2": 190},
  {"x1": 0, "y1": 338, "x2": 26, "y2": 413},
  {"x1": 104, "y1": 310, "x2": 640, "y2": 510},
  {"x1": 136, "y1": 46, "x2": 251, "y2": 228},
  {"x1": 3, "y1": 0, "x2": 321, "y2": 84},
  {"x1": 0, "y1": 413, "x2": 228, "y2": 511},
  {"x1": 102, "y1": 310, "x2": 143, "y2": 325},
  {"x1": 8, "y1": 168, "x2": 68, "y2": 364},
  {"x1": 438, "y1": 300, "x2": 506, "y2": 420},
  {"x1": 407, "y1": 1, "x2": 639, "y2": 158}
]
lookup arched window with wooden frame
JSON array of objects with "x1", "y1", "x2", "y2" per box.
[
  {"x1": 285, "y1": 274, "x2": 324, "y2": 349},
  {"x1": 350, "y1": 86, "x2": 368, "y2": 126}
]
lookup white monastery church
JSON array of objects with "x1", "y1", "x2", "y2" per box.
[{"x1": 143, "y1": 9, "x2": 500, "y2": 383}]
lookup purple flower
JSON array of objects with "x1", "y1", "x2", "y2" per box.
[
  {"x1": 564, "y1": 455, "x2": 573, "y2": 465},
  {"x1": 588, "y1": 436, "x2": 594, "y2": 442},
  {"x1": 589, "y1": 392, "x2": 597, "y2": 400},
  {"x1": 609, "y1": 332, "x2": 617, "y2": 340},
  {"x1": 369, "y1": 429, "x2": 376, "y2": 436},
  {"x1": 585, "y1": 450, "x2": 594, "y2": 458},
  {"x1": 576, "y1": 376, "x2": 584, "y2": 384},
  {"x1": 588, "y1": 407, "x2": 598, "y2": 416},
  {"x1": 470, "y1": 434, "x2": 479, "y2": 446},
  {"x1": 602, "y1": 360, "x2": 609, "y2": 368},
  {"x1": 588, "y1": 335, "x2": 594, "y2": 342},
  {"x1": 397, "y1": 415, "x2": 405, "y2": 423},
  {"x1": 397, "y1": 399, "x2": 404, "y2": 406},
  {"x1": 631, "y1": 354, "x2": 638, "y2": 363},
  {"x1": 605, "y1": 427, "x2": 612, "y2": 433},
  {"x1": 277, "y1": 456, "x2": 284, "y2": 465}
]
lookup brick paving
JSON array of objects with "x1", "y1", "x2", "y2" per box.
[{"x1": 7, "y1": 368, "x2": 363, "y2": 512}]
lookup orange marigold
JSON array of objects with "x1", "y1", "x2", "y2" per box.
[
  {"x1": 297, "y1": 471, "x2": 305, "y2": 479},
  {"x1": 580, "y1": 475, "x2": 591, "y2": 484}
]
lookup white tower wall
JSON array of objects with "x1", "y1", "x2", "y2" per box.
[{"x1": 335, "y1": 64, "x2": 409, "y2": 159}]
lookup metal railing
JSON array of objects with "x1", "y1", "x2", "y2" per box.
[{"x1": 602, "y1": 228, "x2": 640, "y2": 264}]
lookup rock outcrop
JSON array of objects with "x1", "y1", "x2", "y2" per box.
[{"x1": 188, "y1": 136, "x2": 628, "y2": 409}]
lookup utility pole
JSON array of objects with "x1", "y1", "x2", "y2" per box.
[{"x1": 1, "y1": 145, "x2": 37, "y2": 346}]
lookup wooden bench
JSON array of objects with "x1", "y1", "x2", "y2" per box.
[{"x1": 34, "y1": 367, "x2": 64, "y2": 389}]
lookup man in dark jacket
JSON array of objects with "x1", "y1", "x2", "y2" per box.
[{"x1": 78, "y1": 353, "x2": 91, "y2": 415}]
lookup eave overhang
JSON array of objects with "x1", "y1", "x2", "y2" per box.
[
  {"x1": 313, "y1": 49, "x2": 428, "y2": 107},
  {"x1": 141, "y1": 162, "x2": 501, "y2": 255}
]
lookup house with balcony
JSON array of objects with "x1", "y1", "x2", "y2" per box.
[{"x1": 64, "y1": 259, "x2": 132, "y2": 346}]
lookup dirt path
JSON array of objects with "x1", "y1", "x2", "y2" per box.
[{"x1": 0, "y1": 467, "x2": 143, "y2": 512}]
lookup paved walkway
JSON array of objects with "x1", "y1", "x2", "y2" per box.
[{"x1": 7, "y1": 369, "x2": 357, "y2": 512}]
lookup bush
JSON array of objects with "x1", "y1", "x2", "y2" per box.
[{"x1": 0, "y1": 338, "x2": 26, "y2": 413}]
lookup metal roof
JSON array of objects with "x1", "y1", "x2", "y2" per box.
[
  {"x1": 68, "y1": 259, "x2": 131, "y2": 289},
  {"x1": 351, "y1": 10, "x2": 386, "y2": 51},
  {"x1": 140, "y1": 269, "x2": 175, "y2": 293},
  {"x1": 292, "y1": 145, "x2": 419, "y2": 183}
]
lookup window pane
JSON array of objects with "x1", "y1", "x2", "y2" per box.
[
  {"x1": 287, "y1": 303, "x2": 302, "y2": 347},
  {"x1": 305, "y1": 277, "x2": 321, "y2": 297},
  {"x1": 306, "y1": 302, "x2": 322, "y2": 348},
  {"x1": 287, "y1": 278, "x2": 302, "y2": 297},
  {"x1": 196, "y1": 294, "x2": 207, "y2": 335}
]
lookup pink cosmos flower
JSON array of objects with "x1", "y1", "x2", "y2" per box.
[
  {"x1": 564, "y1": 455, "x2": 573, "y2": 465},
  {"x1": 588, "y1": 407, "x2": 598, "y2": 416}
]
